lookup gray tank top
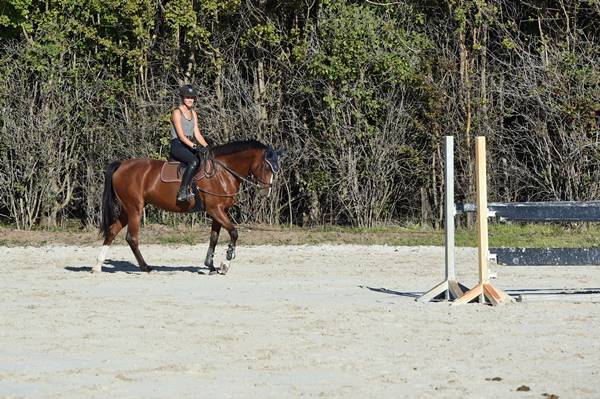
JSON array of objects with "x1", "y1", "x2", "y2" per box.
[{"x1": 170, "y1": 108, "x2": 195, "y2": 139}]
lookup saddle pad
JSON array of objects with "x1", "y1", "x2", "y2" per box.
[
  {"x1": 160, "y1": 161, "x2": 183, "y2": 183},
  {"x1": 160, "y1": 161, "x2": 214, "y2": 183}
]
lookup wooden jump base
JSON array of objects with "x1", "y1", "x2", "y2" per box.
[
  {"x1": 452, "y1": 137, "x2": 511, "y2": 306},
  {"x1": 419, "y1": 135, "x2": 599, "y2": 305},
  {"x1": 418, "y1": 136, "x2": 511, "y2": 304},
  {"x1": 418, "y1": 136, "x2": 511, "y2": 305}
]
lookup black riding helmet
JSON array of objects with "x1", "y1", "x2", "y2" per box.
[{"x1": 179, "y1": 84, "x2": 197, "y2": 98}]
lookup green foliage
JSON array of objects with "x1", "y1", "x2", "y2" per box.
[
  {"x1": 308, "y1": 3, "x2": 427, "y2": 85},
  {"x1": 0, "y1": 0, "x2": 598, "y2": 229},
  {"x1": 198, "y1": 0, "x2": 240, "y2": 18},
  {"x1": 241, "y1": 22, "x2": 281, "y2": 49},
  {"x1": 0, "y1": 0, "x2": 34, "y2": 39}
]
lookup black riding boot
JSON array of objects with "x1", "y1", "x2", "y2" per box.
[
  {"x1": 176, "y1": 160, "x2": 198, "y2": 202},
  {"x1": 176, "y1": 183, "x2": 192, "y2": 202}
]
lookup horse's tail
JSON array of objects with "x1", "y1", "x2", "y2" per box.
[{"x1": 100, "y1": 161, "x2": 122, "y2": 241}]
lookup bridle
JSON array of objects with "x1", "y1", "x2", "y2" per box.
[
  {"x1": 196, "y1": 153, "x2": 277, "y2": 197},
  {"x1": 216, "y1": 159, "x2": 274, "y2": 189}
]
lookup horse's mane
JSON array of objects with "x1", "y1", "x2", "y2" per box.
[{"x1": 211, "y1": 139, "x2": 267, "y2": 156}]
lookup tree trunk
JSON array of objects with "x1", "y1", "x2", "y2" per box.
[
  {"x1": 253, "y1": 60, "x2": 268, "y2": 134},
  {"x1": 213, "y1": 49, "x2": 230, "y2": 140}
]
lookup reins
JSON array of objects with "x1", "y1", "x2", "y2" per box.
[
  {"x1": 215, "y1": 159, "x2": 273, "y2": 188},
  {"x1": 195, "y1": 158, "x2": 273, "y2": 198}
]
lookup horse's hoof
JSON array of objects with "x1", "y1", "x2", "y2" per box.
[
  {"x1": 208, "y1": 269, "x2": 219, "y2": 275},
  {"x1": 91, "y1": 266, "x2": 102, "y2": 274},
  {"x1": 141, "y1": 267, "x2": 153, "y2": 273},
  {"x1": 219, "y1": 261, "x2": 230, "y2": 275}
]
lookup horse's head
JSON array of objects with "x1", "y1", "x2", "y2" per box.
[{"x1": 251, "y1": 145, "x2": 284, "y2": 196}]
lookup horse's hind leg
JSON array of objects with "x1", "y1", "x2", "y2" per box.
[
  {"x1": 204, "y1": 220, "x2": 221, "y2": 275},
  {"x1": 92, "y1": 213, "x2": 128, "y2": 273},
  {"x1": 125, "y1": 210, "x2": 152, "y2": 272}
]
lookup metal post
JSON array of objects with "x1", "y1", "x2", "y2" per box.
[
  {"x1": 445, "y1": 137, "x2": 455, "y2": 282},
  {"x1": 417, "y1": 136, "x2": 468, "y2": 303}
]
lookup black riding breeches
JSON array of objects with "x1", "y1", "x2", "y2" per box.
[{"x1": 169, "y1": 139, "x2": 199, "y2": 188}]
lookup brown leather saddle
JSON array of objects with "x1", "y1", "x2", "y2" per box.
[{"x1": 160, "y1": 156, "x2": 215, "y2": 183}]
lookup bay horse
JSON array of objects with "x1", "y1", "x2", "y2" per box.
[{"x1": 93, "y1": 139, "x2": 283, "y2": 274}]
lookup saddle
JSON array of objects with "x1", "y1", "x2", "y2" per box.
[{"x1": 160, "y1": 152, "x2": 215, "y2": 183}]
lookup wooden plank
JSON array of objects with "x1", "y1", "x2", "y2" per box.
[
  {"x1": 453, "y1": 283, "x2": 512, "y2": 306},
  {"x1": 453, "y1": 139, "x2": 511, "y2": 307},
  {"x1": 476, "y1": 137, "x2": 489, "y2": 285},
  {"x1": 457, "y1": 201, "x2": 600, "y2": 222},
  {"x1": 452, "y1": 284, "x2": 484, "y2": 305},
  {"x1": 483, "y1": 283, "x2": 512, "y2": 305},
  {"x1": 491, "y1": 247, "x2": 600, "y2": 266}
]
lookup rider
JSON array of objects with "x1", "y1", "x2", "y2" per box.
[{"x1": 170, "y1": 84, "x2": 209, "y2": 202}]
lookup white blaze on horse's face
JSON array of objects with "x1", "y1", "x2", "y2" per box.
[
  {"x1": 258, "y1": 165, "x2": 274, "y2": 196},
  {"x1": 259, "y1": 146, "x2": 282, "y2": 196}
]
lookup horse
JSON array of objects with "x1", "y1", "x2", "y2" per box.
[{"x1": 93, "y1": 139, "x2": 283, "y2": 274}]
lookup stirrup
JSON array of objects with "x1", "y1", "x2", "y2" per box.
[{"x1": 177, "y1": 187, "x2": 191, "y2": 202}]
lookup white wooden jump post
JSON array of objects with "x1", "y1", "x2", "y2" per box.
[
  {"x1": 417, "y1": 136, "x2": 469, "y2": 302},
  {"x1": 452, "y1": 136, "x2": 512, "y2": 306}
]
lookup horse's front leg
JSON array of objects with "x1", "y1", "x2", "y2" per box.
[
  {"x1": 204, "y1": 220, "x2": 221, "y2": 275},
  {"x1": 219, "y1": 226, "x2": 237, "y2": 275},
  {"x1": 226, "y1": 227, "x2": 238, "y2": 261},
  {"x1": 207, "y1": 207, "x2": 237, "y2": 275}
]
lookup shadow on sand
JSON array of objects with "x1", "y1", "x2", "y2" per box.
[
  {"x1": 65, "y1": 259, "x2": 209, "y2": 274},
  {"x1": 360, "y1": 286, "x2": 422, "y2": 299},
  {"x1": 362, "y1": 285, "x2": 600, "y2": 302}
]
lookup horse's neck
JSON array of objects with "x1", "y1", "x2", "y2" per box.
[{"x1": 216, "y1": 151, "x2": 255, "y2": 175}]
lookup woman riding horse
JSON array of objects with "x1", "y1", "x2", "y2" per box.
[
  {"x1": 170, "y1": 84, "x2": 209, "y2": 202},
  {"x1": 93, "y1": 134, "x2": 283, "y2": 275}
]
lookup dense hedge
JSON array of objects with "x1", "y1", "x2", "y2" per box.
[{"x1": 0, "y1": 1, "x2": 598, "y2": 229}]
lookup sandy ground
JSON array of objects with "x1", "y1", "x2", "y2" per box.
[{"x1": 1, "y1": 244, "x2": 600, "y2": 398}]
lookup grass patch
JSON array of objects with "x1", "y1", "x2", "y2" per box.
[
  {"x1": 1, "y1": 222, "x2": 600, "y2": 247},
  {"x1": 455, "y1": 222, "x2": 600, "y2": 248}
]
